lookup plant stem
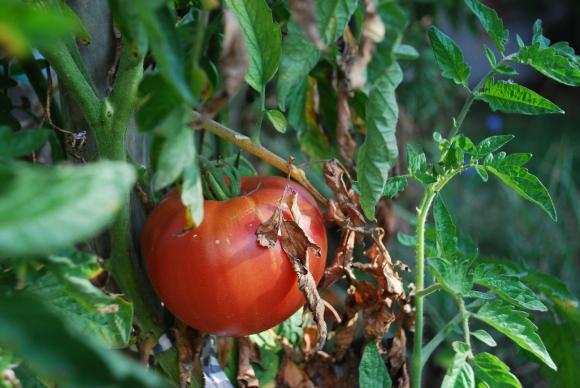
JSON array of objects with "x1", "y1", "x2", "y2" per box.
[
  {"x1": 40, "y1": 42, "x2": 101, "y2": 127},
  {"x1": 411, "y1": 187, "x2": 436, "y2": 388},
  {"x1": 252, "y1": 86, "x2": 266, "y2": 144},
  {"x1": 415, "y1": 283, "x2": 442, "y2": 298},
  {"x1": 457, "y1": 297, "x2": 472, "y2": 349},
  {"x1": 190, "y1": 111, "x2": 328, "y2": 205},
  {"x1": 421, "y1": 312, "x2": 462, "y2": 367}
]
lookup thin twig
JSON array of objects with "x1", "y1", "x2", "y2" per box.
[{"x1": 190, "y1": 111, "x2": 328, "y2": 205}]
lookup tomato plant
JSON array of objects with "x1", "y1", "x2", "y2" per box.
[
  {"x1": 142, "y1": 176, "x2": 327, "y2": 336},
  {"x1": 0, "y1": 0, "x2": 578, "y2": 387}
]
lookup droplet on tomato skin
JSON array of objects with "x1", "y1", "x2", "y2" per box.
[
  {"x1": 192, "y1": 234, "x2": 198, "y2": 239},
  {"x1": 215, "y1": 239, "x2": 220, "y2": 245}
]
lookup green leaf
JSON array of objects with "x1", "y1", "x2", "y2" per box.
[
  {"x1": 224, "y1": 0, "x2": 281, "y2": 92},
  {"x1": 394, "y1": 44, "x2": 419, "y2": 61},
  {"x1": 265, "y1": 109, "x2": 288, "y2": 133},
  {"x1": 136, "y1": 74, "x2": 183, "y2": 133},
  {"x1": 495, "y1": 65, "x2": 518, "y2": 76},
  {"x1": 276, "y1": 23, "x2": 320, "y2": 110},
  {"x1": 471, "y1": 330, "x2": 497, "y2": 347},
  {"x1": 484, "y1": 45, "x2": 497, "y2": 67},
  {"x1": 428, "y1": 257, "x2": 474, "y2": 296},
  {"x1": 359, "y1": 342, "x2": 392, "y2": 388},
  {"x1": 0, "y1": 162, "x2": 135, "y2": 258},
  {"x1": 474, "y1": 263, "x2": 546, "y2": 311},
  {"x1": 442, "y1": 342, "x2": 475, "y2": 388},
  {"x1": 316, "y1": 0, "x2": 358, "y2": 45},
  {"x1": 27, "y1": 261, "x2": 133, "y2": 348},
  {"x1": 515, "y1": 44, "x2": 580, "y2": 87},
  {"x1": 109, "y1": 0, "x2": 147, "y2": 56},
  {"x1": 464, "y1": 0, "x2": 509, "y2": 53},
  {"x1": 153, "y1": 126, "x2": 194, "y2": 190},
  {"x1": 356, "y1": 65, "x2": 402, "y2": 220},
  {"x1": 486, "y1": 153, "x2": 557, "y2": 221},
  {"x1": 407, "y1": 144, "x2": 437, "y2": 184},
  {"x1": 475, "y1": 165, "x2": 488, "y2": 182},
  {"x1": 428, "y1": 26, "x2": 471, "y2": 87},
  {"x1": 384, "y1": 176, "x2": 408, "y2": 198},
  {"x1": 475, "y1": 301, "x2": 557, "y2": 370},
  {"x1": 135, "y1": 0, "x2": 193, "y2": 103},
  {"x1": 0, "y1": 127, "x2": 50, "y2": 160},
  {"x1": 181, "y1": 159, "x2": 204, "y2": 227},
  {"x1": 472, "y1": 353, "x2": 521, "y2": 388},
  {"x1": 0, "y1": 1, "x2": 80, "y2": 57},
  {"x1": 476, "y1": 79, "x2": 564, "y2": 115},
  {"x1": 0, "y1": 293, "x2": 164, "y2": 387},
  {"x1": 434, "y1": 196, "x2": 458, "y2": 257},
  {"x1": 514, "y1": 19, "x2": 580, "y2": 86},
  {"x1": 476, "y1": 135, "x2": 514, "y2": 157}
]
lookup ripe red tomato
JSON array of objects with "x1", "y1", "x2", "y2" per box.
[{"x1": 141, "y1": 176, "x2": 327, "y2": 336}]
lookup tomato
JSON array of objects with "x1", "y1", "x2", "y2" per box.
[{"x1": 141, "y1": 176, "x2": 327, "y2": 336}]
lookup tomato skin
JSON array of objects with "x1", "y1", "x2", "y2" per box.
[{"x1": 141, "y1": 176, "x2": 327, "y2": 336}]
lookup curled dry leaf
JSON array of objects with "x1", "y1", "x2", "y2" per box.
[
  {"x1": 289, "y1": 0, "x2": 323, "y2": 49},
  {"x1": 336, "y1": 88, "x2": 357, "y2": 169},
  {"x1": 280, "y1": 219, "x2": 326, "y2": 350},
  {"x1": 348, "y1": 0, "x2": 385, "y2": 89},
  {"x1": 278, "y1": 357, "x2": 316, "y2": 388},
  {"x1": 334, "y1": 311, "x2": 358, "y2": 360},
  {"x1": 173, "y1": 323, "x2": 193, "y2": 388},
  {"x1": 256, "y1": 207, "x2": 282, "y2": 248},
  {"x1": 387, "y1": 325, "x2": 410, "y2": 388},
  {"x1": 255, "y1": 188, "x2": 327, "y2": 350},
  {"x1": 237, "y1": 337, "x2": 260, "y2": 388}
]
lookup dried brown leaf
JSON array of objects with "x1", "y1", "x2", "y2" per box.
[
  {"x1": 280, "y1": 220, "x2": 326, "y2": 349},
  {"x1": 289, "y1": 0, "x2": 323, "y2": 49},
  {"x1": 286, "y1": 189, "x2": 303, "y2": 223},
  {"x1": 363, "y1": 300, "x2": 395, "y2": 339},
  {"x1": 319, "y1": 229, "x2": 355, "y2": 289},
  {"x1": 256, "y1": 207, "x2": 282, "y2": 248},
  {"x1": 336, "y1": 89, "x2": 356, "y2": 169},
  {"x1": 334, "y1": 312, "x2": 358, "y2": 360},
  {"x1": 347, "y1": 0, "x2": 385, "y2": 89},
  {"x1": 387, "y1": 326, "x2": 410, "y2": 388},
  {"x1": 376, "y1": 197, "x2": 395, "y2": 243},
  {"x1": 237, "y1": 337, "x2": 260, "y2": 388},
  {"x1": 173, "y1": 323, "x2": 193, "y2": 388},
  {"x1": 278, "y1": 357, "x2": 316, "y2": 388}
]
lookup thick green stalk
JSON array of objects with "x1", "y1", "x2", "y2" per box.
[
  {"x1": 40, "y1": 42, "x2": 101, "y2": 127},
  {"x1": 411, "y1": 188, "x2": 436, "y2": 388},
  {"x1": 457, "y1": 297, "x2": 472, "y2": 350}
]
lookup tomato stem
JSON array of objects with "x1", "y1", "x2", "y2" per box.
[{"x1": 191, "y1": 111, "x2": 328, "y2": 205}]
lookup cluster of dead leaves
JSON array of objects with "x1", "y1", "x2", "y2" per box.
[
  {"x1": 245, "y1": 160, "x2": 413, "y2": 387},
  {"x1": 256, "y1": 185, "x2": 327, "y2": 352}
]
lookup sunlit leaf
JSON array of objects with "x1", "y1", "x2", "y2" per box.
[
  {"x1": 224, "y1": 0, "x2": 281, "y2": 92},
  {"x1": 471, "y1": 330, "x2": 497, "y2": 347},
  {"x1": 153, "y1": 126, "x2": 194, "y2": 191},
  {"x1": 428, "y1": 26, "x2": 471, "y2": 87},
  {"x1": 0, "y1": 162, "x2": 135, "y2": 257},
  {"x1": 472, "y1": 353, "x2": 521, "y2": 388},
  {"x1": 476, "y1": 79, "x2": 564, "y2": 115},
  {"x1": 442, "y1": 342, "x2": 474, "y2": 388},
  {"x1": 383, "y1": 176, "x2": 408, "y2": 199},
  {"x1": 475, "y1": 301, "x2": 557, "y2": 370},
  {"x1": 265, "y1": 109, "x2": 288, "y2": 133},
  {"x1": 464, "y1": 0, "x2": 509, "y2": 53},
  {"x1": 316, "y1": 0, "x2": 358, "y2": 45}
]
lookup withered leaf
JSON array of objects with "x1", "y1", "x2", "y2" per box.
[
  {"x1": 280, "y1": 220, "x2": 321, "y2": 262},
  {"x1": 289, "y1": 0, "x2": 323, "y2": 49},
  {"x1": 173, "y1": 323, "x2": 193, "y2": 388},
  {"x1": 237, "y1": 337, "x2": 260, "y2": 388},
  {"x1": 336, "y1": 89, "x2": 357, "y2": 169},
  {"x1": 319, "y1": 229, "x2": 355, "y2": 289},
  {"x1": 286, "y1": 189, "x2": 303, "y2": 224},
  {"x1": 278, "y1": 357, "x2": 316, "y2": 388},
  {"x1": 280, "y1": 220, "x2": 326, "y2": 350},
  {"x1": 348, "y1": 0, "x2": 385, "y2": 89},
  {"x1": 387, "y1": 326, "x2": 410, "y2": 388},
  {"x1": 256, "y1": 207, "x2": 282, "y2": 248},
  {"x1": 334, "y1": 312, "x2": 358, "y2": 360}
]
